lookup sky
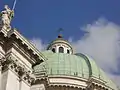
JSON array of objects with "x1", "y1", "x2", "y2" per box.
[{"x1": 0, "y1": 0, "x2": 120, "y2": 87}]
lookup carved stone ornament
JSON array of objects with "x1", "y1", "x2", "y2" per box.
[
  {"x1": 0, "y1": 56, "x2": 6, "y2": 70},
  {"x1": 22, "y1": 72, "x2": 35, "y2": 85},
  {"x1": 0, "y1": 5, "x2": 14, "y2": 31},
  {"x1": 1, "y1": 55, "x2": 35, "y2": 85}
]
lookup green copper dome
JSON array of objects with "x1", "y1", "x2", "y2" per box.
[
  {"x1": 34, "y1": 50, "x2": 117, "y2": 89},
  {"x1": 33, "y1": 37, "x2": 118, "y2": 89}
]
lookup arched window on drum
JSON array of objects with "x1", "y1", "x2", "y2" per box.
[
  {"x1": 59, "y1": 47, "x2": 64, "y2": 53},
  {"x1": 52, "y1": 48, "x2": 55, "y2": 53},
  {"x1": 67, "y1": 49, "x2": 70, "y2": 54}
]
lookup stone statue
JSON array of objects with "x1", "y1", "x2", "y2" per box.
[{"x1": 0, "y1": 5, "x2": 14, "y2": 31}]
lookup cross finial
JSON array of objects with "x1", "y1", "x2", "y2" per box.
[{"x1": 57, "y1": 28, "x2": 63, "y2": 38}]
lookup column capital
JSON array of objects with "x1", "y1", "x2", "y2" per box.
[{"x1": 1, "y1": 55, "x2": 35, "y2": 85}]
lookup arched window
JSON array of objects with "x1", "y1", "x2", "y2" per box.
[
  {"x1": 59, "y1": 47, "x2": 64, "y2": 53},
  {"x1": 67, "y1": 49, "x2": 70, "y2": 54},
  {"x1": 52, "y1": 48, "x2": 55, "y2": 53}
]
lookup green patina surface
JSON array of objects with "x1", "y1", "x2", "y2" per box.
[{"x1": 34, "y1": 50, "x2": 118, "y2": 89}]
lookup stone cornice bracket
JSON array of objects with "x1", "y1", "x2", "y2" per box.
[
  {"x1": 21, "y1": 71, "x2": 35, "y2": 86},
  {"x1": 1, "y1": 54, "x2": 15, "y2": 71},
  {"x1": 0, "y1": 56, "x2": 6, "y2": 69}
]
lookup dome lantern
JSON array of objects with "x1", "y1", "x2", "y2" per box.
[{"x1": 47, "y1": 33, "x2": 73, "y2": 54}]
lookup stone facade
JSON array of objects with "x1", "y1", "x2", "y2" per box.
[{"x1": 0, "y1": 5, "x2": 119, "y2": 90}]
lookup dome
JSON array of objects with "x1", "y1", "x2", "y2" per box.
[
  {"x1": 34, "y1": 50, "x2": 118, "y2": 90},
  {"x1": 33, "y1": 36, "x2": 118, "y2": 90}
]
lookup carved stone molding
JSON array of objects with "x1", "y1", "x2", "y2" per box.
[
  {"x1": 1, "y1": 55, "x2": 35, "y2": 85},
  {"x1": 0, "y1": 56, "x2": 6, "y2": 69},
  {"x1": 21, "y1": 72, "x2": 35, "y2": 85}
]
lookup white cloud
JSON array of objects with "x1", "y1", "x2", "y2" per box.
[
  {"x1": 72, "y1": 18, "x2": 120, "y2": 73},
  {"x1": 70, "y1": 18, "x2": 120, "y2": 86},
  {"x1": 30, "y1": 38, "x2": 46, "y2": 51}
]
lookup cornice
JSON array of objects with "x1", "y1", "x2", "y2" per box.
[
  {"x1": 0, "y1": 27, "x2": 8, "y2": 37},
  {"x1": 87, "y1": 77, "x2": 111, "y2": 90},
  {"x1": 0, "y1": 27, "x2": 47, "y2": 65},
  {"x1": 8, "y1": 42, "x2": 37, "y2": 65},
  {"x1": 48, "y1": 83, "x2": 86, "y2": 90},
  {"x1": 7, "y1": 28, "x2": 47, "y2": 61}
]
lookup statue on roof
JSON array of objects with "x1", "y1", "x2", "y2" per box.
[{"x1": 0, "y1": 5, "x2": 14, "y2": 31}]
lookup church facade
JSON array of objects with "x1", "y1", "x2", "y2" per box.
[{"x1": 0, "y1": 5, "x2": 119, "y2": 90}]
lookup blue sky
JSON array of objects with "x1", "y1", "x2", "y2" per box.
[
  {"x1": 1, "y1": 0, "x2": 120, "y2": 87},
  {"x1": 0, "y1": 0, "x2": 120, "y2": 41}
]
